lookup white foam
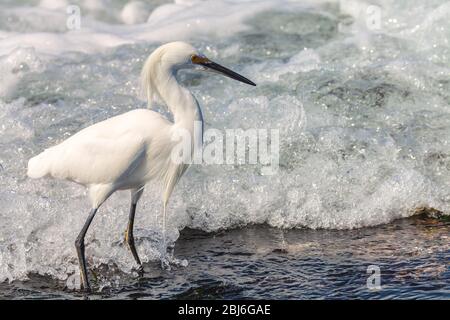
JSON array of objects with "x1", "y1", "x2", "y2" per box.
[
  {"x1": 39, "y1": 0, "x2": 69, "y2": 10},
  {"x1": 0, "y1": 0, "x2": 276, "y2": 56},
  {"x1": 0, "y1": 47, "x2": 43, "y2": 98},
  {"x1": 120, "y1": 1, "x2": 151, "y2": 25}
]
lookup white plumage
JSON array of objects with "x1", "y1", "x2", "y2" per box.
[
  {"x1": 27, "y1": 41, "x2": 255, "y2": 291},
  {"x1": 28, "y1": 109, "x2": 181, "y2": 207}
]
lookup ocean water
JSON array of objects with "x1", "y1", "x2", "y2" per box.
[
  {"x1": 1, "y1": 215, "x2": 449, "y2": 299},
  {"x1": 0, "y1": 0, "x2": 449, "y2": 298}
]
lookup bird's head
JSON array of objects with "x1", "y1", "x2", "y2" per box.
[
  {"x1": 147, "y1": 41, "x2": 256, "y2": 86},
  {"x1": 141, "y1": 41, "x2": 255, "y2": 105}
]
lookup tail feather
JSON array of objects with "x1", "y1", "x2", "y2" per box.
[{"x1": 27, "y1": 150, "x2": 52, "y2": 179}]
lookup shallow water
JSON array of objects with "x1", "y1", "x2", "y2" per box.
[
  {"x1": 0, "y1": 214, "x2": 448, "y2": 299},
  {"x1": 0, "y1": 0, "x2": 449, "y2": 295}
]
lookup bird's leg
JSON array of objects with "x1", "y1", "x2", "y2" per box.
[
  {"x1": 125, "y1": 204, "x2": 143, "y2": 274},
  {"x1": 162, "y1": 201, "x2": 167, "y2": 250},
  {"x1": 160, "y1": 201, "x2": 170, "y2": 270},
  {"x1": 125, "y1": 187, "x2": 144, "y2": 274},
  {"x1": 75, "y1": 208, "x2": 98, "y2": 292}
]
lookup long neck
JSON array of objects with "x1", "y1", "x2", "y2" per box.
[
  {"x1": 159, "y1": 71, "x2": 203, "y2": 125},
  {"x1": 155, "y1": 66, "x2": 204, "y2": 149}
]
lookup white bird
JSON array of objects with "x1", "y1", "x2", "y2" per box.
[{"x1": 27, "y1": 41, "x2": 255, "y2": 291}]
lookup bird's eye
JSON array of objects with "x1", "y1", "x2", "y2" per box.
[{"x1": 191, "y1": 54, "x2": 209, "y2": 65}]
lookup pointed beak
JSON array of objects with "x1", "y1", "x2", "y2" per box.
[{"x1": 192, "y1": 55, "x2": 256, "y2": 86}]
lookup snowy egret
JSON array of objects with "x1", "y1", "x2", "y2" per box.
[{"x1": 27, "y1": 41, "x2": 255, "y2": 291}]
